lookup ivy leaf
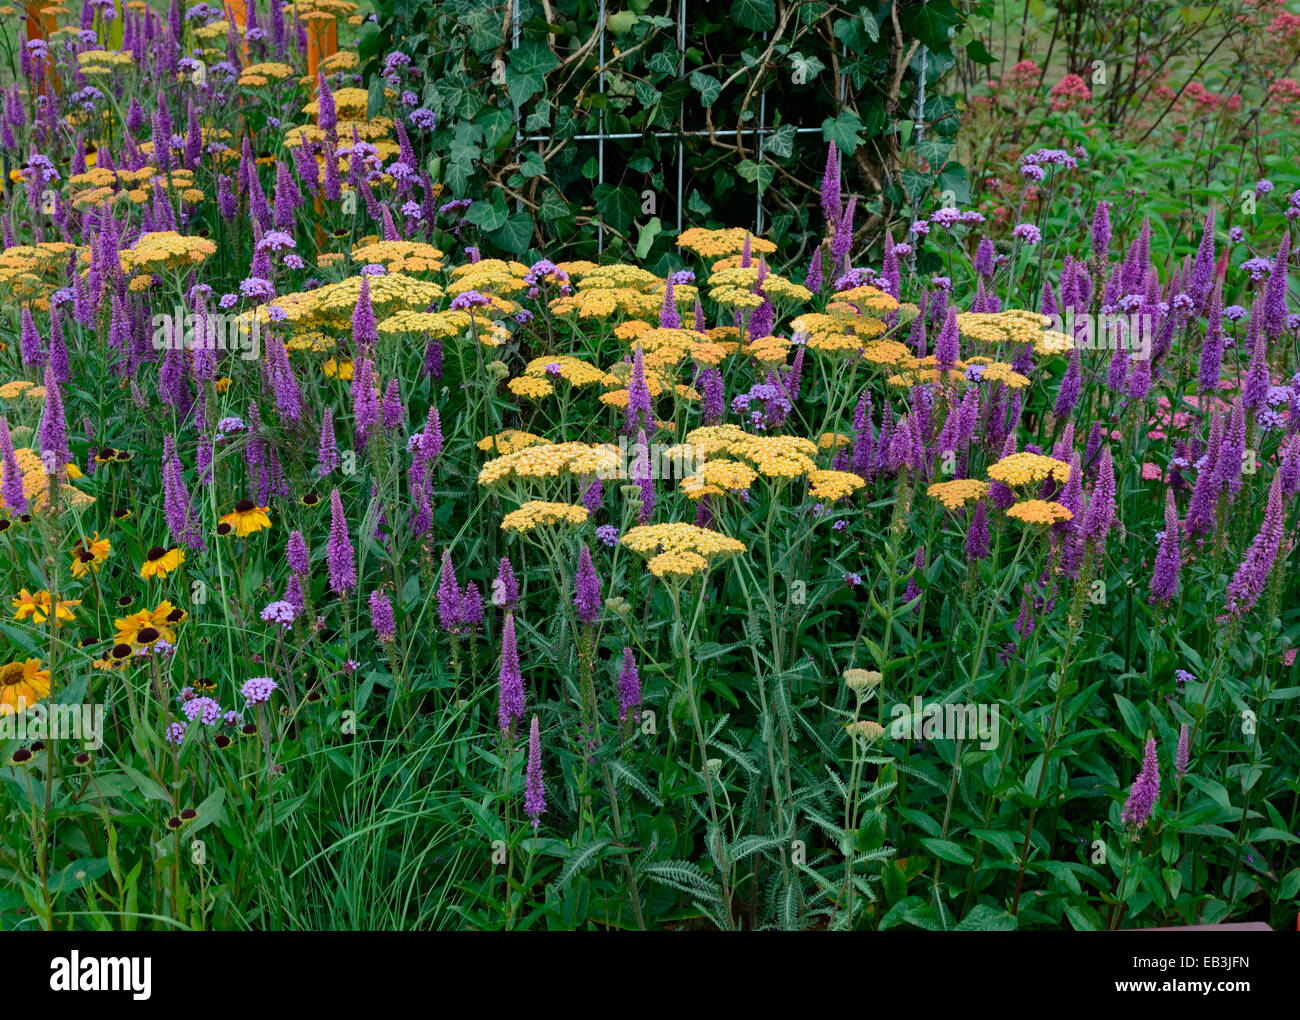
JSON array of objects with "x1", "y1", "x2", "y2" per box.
[
  {"x1": 737, "y1": 159, "x2": 774, "y2": 192},
  {"x1": 519, "y1": 150, "x2": 546, "y2": 179},
  {"x1": 690, "y1": 70, "x2": 721, "y2": 107},
  {"x1": 489, "y1": 213, "x2": 535, "y2": 256},
  {"x1": 593, "y1": 183, "x2": 639, "y2": 233},
  {"x1": 606, "y1": 10, "x2": 639, "y2": 33},
  {"x1": 761, "y1": 123, "x2": 796, "y2": 160},
  {"x1": 822, "y1": 110, "x2": 864, "y2": 153},
  {"x1": 936, "y1": 162, "x2": 970, "y2": 204},
  {"x1": 634, "y1": 80, "x2": 662, "y2": 108},
  {"x1": 966, "y1": 38, "x2": 996, "y2": 65},
  {"x1": 687, "y1": 189, "x2": 712, "y2": 216},
  {"x1": 648, "y1": 51, "x2": 677, "y2": 76},
  {"x1": 506, "y1": 40, "x2": 561, "y2": 107},
  {"x1": 524, "y1": 102, "x2": 551, "y2": 133},
  {"x1": 899, "y1": 0, "x2": 960, "y2": 53},
  {"x1": 731, "y1": 0, "x2": 776, "y2": 31},
  {"x1": 536, "y1": 187, "x2": 570, "y2": 222},
  {"x1": 635, "y1": 216, "x2": 663, "y2": 260},
  {"x1": 466, "y1": 198, "x2": 508, "y2": 232}
]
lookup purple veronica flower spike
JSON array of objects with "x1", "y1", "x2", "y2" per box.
[
  {"x1": 524, "y1": 715, "x2": 545, "y2": 826},
  {"x1": 1121, "y1": 736, "x2": 1160, "y2": 828}
]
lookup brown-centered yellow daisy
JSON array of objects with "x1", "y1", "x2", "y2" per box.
[
  {"x1": 69, "y1": 532, "x2": 111, "y2": 578},
  {"x1": 0, "y1": 658, "x2": 51, "y2": 715},
  {"x1": 220, "y1": 499, "x2": 272, "y2": 538},
  {"x1": 140, "y1": 545, "x2": 185, "y2": 579},
  {"x1": 11, "y1": 589, "x2": 80, "y2": 624}
]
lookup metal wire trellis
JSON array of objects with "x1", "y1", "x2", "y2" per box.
[{"x1": 509, "y1": 0, "x2": 847, "y2": 252}]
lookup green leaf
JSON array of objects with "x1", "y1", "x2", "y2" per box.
[
  {"x1": 899, "y1": 0, "x2": 961, "y2": 52},
  {"x1": 921, "y1": 838, "x2": 974, "y2": 865},
  {"x1": 519, "y1": 150, "x2": 546, "y2": 179},
  {"x1": 466, "y1": 198, "x2": 508, "y2": 232},
  {"x1": 634, "y1": 80, "x2": 662, "y2": 108},
  {"x1": 737, "y1": 159, "x2": 774, "y2": 192},
  {"x1": 956, "y1": 904, "x2": 1017, "y2": 930},
  {"x1": 966, "y1": 38, "x2": 996, "y2": 64},
  {"x1": 606, "y1": 10, "x2": 639, "y2": 33},
  {"x1": 690, "y1": 70, "x2": 721, "y2": 107},
  {"x1": 730, "y1": 0, "x2": 776, "y2": 31},
  {"x1": 761, "y1": 123, "x2": 796, "y2": 160},
  {"x1": 593, "y1": 183, "x2": 639, "y2": 233},
  {"x1": 822, "y1": 111, "x2": 864, "y2": 153},
  {"x1": 506, "y1": 40, "x2": 561, "y2": 106},
  {"x1": 634, "y1": 216, "x2": 662, "y2": 259},
  {"x1": 1114, "y1": 694, "x2": 1146, "y2": 741},
  {"x1": 489, "y1": 213, "x2": 535, "y2": 256},
  {"x1": 122, "y1": 765, "x2": 170, "y2": 803}
]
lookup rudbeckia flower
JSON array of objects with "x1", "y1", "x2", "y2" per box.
[
  {"x1": 0, "y1": 658, "x2": 50, "y2": 715},
  {"x1": 220, "y1": 499, "x2": 272, "y2": 538},
  {"x1": 70, "y1": 532, "x2": 111, "y2": 578},
  {"x1": 140, "y1": 545, "x2": 185, "y2": 579},
  {"x1": 11, "y1": 589, "x2": 80, "y2": 624},
  {"x1": 150, "y1": 601, "x2": 188, "y2": 644},
  {"x1": 114, "y1": 609, "x2": 154, "y2": 646}
]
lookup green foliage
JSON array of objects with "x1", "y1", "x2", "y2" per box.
[{"x1": 361, "y1": 0, "x2": 973, "y2": 264}]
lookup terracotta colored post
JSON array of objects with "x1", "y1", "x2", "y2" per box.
[{"x1": 304, "y1": 14, "x2": 339, "y2": 81}]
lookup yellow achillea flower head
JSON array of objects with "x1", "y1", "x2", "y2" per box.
[
  {"x1": 1006, "y1": 499, "x2": 1074, "y2": 525},
  {"x1": 267, "y1": 274, "x2": 444, "y2": 330},
  {"x1": 238, "y1": 62, "x2": 296, "y2": 86},
  {"x1": 477, "y1": 431, "x2": 552, "y2": 456},
  {"x1": 518, "y1": 356, "x2": 608, "y2": 388},
  {"x1": 620, "y1": 522, "x2": 747, "y2": 562},
  {"x1": 831, "y1": 285, "x2": 901, "y2": 315},
  {"x1": 743, "y1": 335, "x2": 792, "y2": 363},
  {"x1": 549, "y1": 287, "x2": 660, "y2": 320},
  {"x1": 709, "y1": 265, "x2": 812, "y2": 305},
  {"x1": 807, "y1": 469, "x2": 866, "y2": 501},
  {"x1": 679, "y1": 459, "x2": 758, "y2": 500},
  {"x1": 350, "y1": 239, "x2": 444, "y2": 274},
  {"x1": 302, "y1": 87, "x2": 370, "y2": 120},
  {"x1": 478, "y1": 443, "x2": 619, "y2": 486},
  {"x1": 647, "y1": 550, "x2": 710, "y2": 579},
  {"x1": 1, "y1": 447, "x2": 94, "y2": 512},
  {"x1": 730, "y1": 435, "x2": 819, "y2": 479},
  {"x1": 859, "y1": 339, "x2": 913, "y2": 367},
  {"x1": 676, "y1": 228, "x2": 777, "y2": 259},
  {"x1": 926, "y1": 479, "x2": 990, "y2": 510},
  {"x1": 500, "y1": 501, "x2": 589, "y2": 533},
  {"x1": 117, "y1": 231, "x2": 217, "y2": 273},
  {"x1": 506, "y1": 376, "x2": 555, "y2": 400},
  {"x1": 987, "y1": 452, "x2": 1071, "y2": 487}
]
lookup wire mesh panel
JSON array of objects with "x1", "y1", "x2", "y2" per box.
[{"x1": 509, "y1": 0, "x2": 848, "y2": 252}]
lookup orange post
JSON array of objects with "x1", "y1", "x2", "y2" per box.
[
  {"x1": 303, "y1": 13, "x2": 339, "y2": 81},
  {"x1": 24, "y1": 2, "x2": 61, "y2": 94}
]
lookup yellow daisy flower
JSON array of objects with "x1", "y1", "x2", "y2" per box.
[
  {"x1": 220, "y1": 500, "x2": 272, "y2": 538},
  {"x1": 0, "y1": 658, "x2": 51, "y2": 715},
  {"x1": 140, "y1": 545, "x2": 185, "y2": 579}
]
